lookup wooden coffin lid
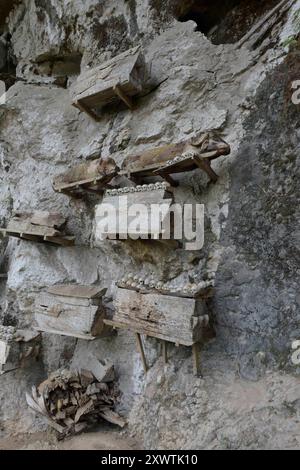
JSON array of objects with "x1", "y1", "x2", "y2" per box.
[{"x1": 47, "y1": 285, "x2": 106, "y2": 299}]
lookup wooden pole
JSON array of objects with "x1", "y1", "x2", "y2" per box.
[
  {"x1": 162, "y1": 340, "x2": 168, "y2": 364},
  {"x1": 135, "y1": 333, "x2": 148, "y2": 373},
  {"x1": 192, "y1": 343, "x2": 202, "y2": 377}
]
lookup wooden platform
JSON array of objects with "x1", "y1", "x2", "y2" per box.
[
  {"x1": 35, "y1": 285, "x2": 111, "y2": 340},
  {"x1": 0, "y1": 211, "x2": 75, "y2": 246},
  {"x1": 52, "y1": 157, "x2": 119, "y2": 196},
  {"x1": 71, "y1": 46, "x2": 147, "y2": 121},
  {"x1": 120, "y1": 131, "x2": 231, "y2": 186}
]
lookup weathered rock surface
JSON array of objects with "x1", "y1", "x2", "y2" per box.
[{"x1": 0, "y1": 0, "x2": 299, "y2": 449}]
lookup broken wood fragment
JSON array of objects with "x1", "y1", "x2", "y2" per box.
[{"x1": 26, "y1": 363, "x2": 124, "y2": 438}]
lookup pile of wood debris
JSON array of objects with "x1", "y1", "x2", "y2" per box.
[{"x1": 26, "y1": 359, "x2": 125, "y2": 438}]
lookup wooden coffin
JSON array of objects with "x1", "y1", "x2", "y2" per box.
[
  {"x1": 52, "y1": 157, "x2": 119, "y2": 195},
  {"x1": 0, "y1": 211, "x2": 75, "y2": 246},
  {"x1": 0, "y1": 328, "x2": 41, "y2": 374},
  {"x1": 94, "y1": 183, "x2": 174, "y2": 240},
  {"x1": 106, "y1": 287, "x2": 210, "y2": 346},
  {"x1": 121, "y1": 131, "x2": 231, "y2": 184},
  {"x1": 71, "y1": 46, "x2": 147, "y2": 120},
  {"x1": 117, "y1": 277, "x2": 215, "y2": 300},
  {"x1": 35, "y1": 285, "x2": 110, "y2": 340}
]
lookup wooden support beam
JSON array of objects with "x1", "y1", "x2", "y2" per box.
[
  {"x1": 73, "y1": 100, "x2": 100, "y2": 122},
  {"x1": 113, "y1": 84, "x2": 134, "y2": 110},
  {"x1": 194, "y1": 156, "x2": 218, "y2": 183},
  {"x1": 192, "y1": 343, "x2": 202, "y2": 378},
  {"x1": 135, "y1": 333, "x2": 148, "y2": 373},
  {"x1": 162, "y1": 340, "x2": 168, "y2": 365},
  {"x1": 158, "y1": 172, "x2": 179, "y2": 187}
]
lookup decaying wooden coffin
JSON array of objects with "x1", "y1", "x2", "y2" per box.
[
  {"x1": 94, "y1": 182, "x2": 175, "y2": 241},
  {"x1": 71, "y1": 46, "x2": 147, "y2": 120},
  {"x1": 0, "y1": 211, "x2": 75, "y2": 246},
  {"x1": 0, "y1": 327, "x2": 41, "y2": 374},
  {"x1": 117, "y1": 274, "x2": 215, "y2": 300},
  {"x1": 35, "y1": 285, "x2": 111, "y2": 340},
  {"x1": 121, "y1": 131, "x2": 231, "y2": 185},
  {"x1": 106, "y1": 287, "x2": 211, "y2": 347},
  {"x1": 52, "y1": 157, "x2": 119, "y2": 195}
]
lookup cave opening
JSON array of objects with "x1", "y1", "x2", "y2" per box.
[{"x1": 177, "y1": 0, "x2": 282, "y2": 45}]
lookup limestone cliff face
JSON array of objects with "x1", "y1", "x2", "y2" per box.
[{"x1": 0, "y1": 0, "x2": 299, "y2": 449}]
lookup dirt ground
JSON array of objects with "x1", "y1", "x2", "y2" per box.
[{"x1": 0, "y1": 427, "x2": 141, "y2": 450}]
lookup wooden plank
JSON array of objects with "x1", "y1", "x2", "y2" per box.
[
  {"x1": 7, "y1": 219, "x2": 60, "y2": 237},
  {"x1": 237, "y1": 0, "x2": 294, "y2": 49},
  {"x1": 43, "y1": 236, "x2": 75, "y2": 246},
  {"x1": 10, "y1": 211, "x2": 66, "y2": 229},
  {"x1": 105, "y1": 319, "x2": 194, "y2": 347},
  {"x1": 34, "y1": 326, "x2": 96, "y2": 341},
  {"x1": 46, "y1": 285, "x2": 106, "y2": 300}
]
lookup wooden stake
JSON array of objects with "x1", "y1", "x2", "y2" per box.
[
  {"x1": 135, "y1": 333, "x2": 148, "y2": 373},
  {"x1": 192, "y1": 343, "x2": 202, "y2": 378},
  {"x1": 162, "y1": 340, "x2": 168, "y2": 364}
]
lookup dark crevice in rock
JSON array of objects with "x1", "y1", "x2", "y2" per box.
[
  {"x1": 0, "y1": 32, "x2": 17, "y2": 90},
  {"x1": 177, "y1": 0, "x2": 281, "y2": 44}
]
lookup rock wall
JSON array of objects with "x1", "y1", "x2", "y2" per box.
[{"x1": 0, "y1": 0, "x2": 299, "y2": 449}]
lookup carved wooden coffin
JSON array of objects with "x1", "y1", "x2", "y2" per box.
[
  {"x1": 108, "y1": 287, "x2": 211, "y2": 346},
  {"x1": 35, "y1": 285, "x2": 110, "y2": 340},
  {"x1": 0, "y1": 211, "x2": 75, "y2": 246},
  {"x1": 52, "y1": 157, "x2": 119, "y2": 195},
  {"x1": 71, "y1": 46, "x2": 147, "y2": 120},
  {"x1": 121, "y1": 131, "x2": 231, "y2": 183},
  {"x1": 0, "y1": 327, "x2": 41, "y2": 374},
  {"x1": 94, "y1": 182, "x2": 174, "y2": 240}
]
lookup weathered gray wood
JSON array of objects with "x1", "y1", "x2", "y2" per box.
[
  {"x1": 52, "y1": 158, "x2": 118, "y2": 192},
  {"x1": 7, "y1": 219, "x2": 60, "y2": 237},
  {"x1": 121, "y1": 131, "x2": 231, "y2": 179},
  {"x1": 36, "y1": 286, "x2": 109, "y2": 339},
  {"x1": 46, "y1": 285, "x2": 106, "y2": 300},
  {"x1": 237, "y1": 0, "x2": 294, "y2": 49},
  {"x1": 35, "y1": 304, "x2": 107, "y2": 339},
  {"x1": 111, "y1": 288, "x2": 207, "y2": 346},
  {"x1": 192, "y1": 343, "x2": 201, "y2": 377},
  {"x1": 95, "y1": 186, "x2": 174, "y2": 239},
  {"x1": 71, "y1": 46, "x2": 146, "y2": 117},
  {"x1": 135, "y1": 333, "x2": 148, "y2": 373},
  {"x1": 0, "y1": 330, "x2": 40, "y2": 374}
]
